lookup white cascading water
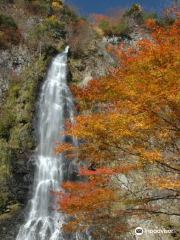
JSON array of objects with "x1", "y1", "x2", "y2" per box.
[{"x1": 16, "y1": 47, "x2": 80, "y2": 240}]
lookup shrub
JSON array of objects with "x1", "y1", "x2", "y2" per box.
[
  {"x1": 28, "y1": 15, "x2": 66, "y2": 53},
  {"x1": 22, "y1": 0, "x2": 51, "y2": 15},
  {"x1": 59, "y1": 5, "x2": 79, "y2": 23},
  {"x1": 141, "y1": 12, "x2": 157, "y2": 23},
  {"x1": 156, "y1": 17, "x2": 175, "y2": 27},
  {"x1": 124, "y1": 3, "x2": 142, "y2": 19},
  {"x1": 0, "y1": 112, "x2": 16, "y2": 140},
  {"x1": 10, "y1": 85, "x2": 21, "y2": 98},
  {"x1": 123, "y1": 4, "x2": 157, "y2": 27},
  {"x1": 52, "y1": 1, "x2": 63, "y2": 11},
  {"x1": 0, "y1": 13, "x2": 22, "y2": 48},
  {"x1": 44, "y1": 15, "x2": 66, "y2": 39},
  {"x1": 22, "y1": 0, "x2": 65, "y2": 15},
  {"x1": 116, "y1": 19, "x2": 130, "y2": 35},
  {"x1": 68, "y1": 20, "x2": 97, "y2": 57},
  {"x1": 0, "y1": 13, "x2": 17, "y2": 30},
  {"x1": 98, "y1": 17, "x2": 130, "y2": 36},
  {"x1": 92, "y1": 4, "x2": 158, "y2": 37},
  {"x1": 99, "y1": 19, "x2": 111, "y2": 35}
]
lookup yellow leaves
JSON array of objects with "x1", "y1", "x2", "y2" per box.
[
  {"x1": 52, "y1": 1, "x2": 63, "y2": 10},
  {"x1": 0, "y1": 31, "x2": 6, "y2": 45},
  {"x1": 48, "y1": 15, "x2": 59, "y2": 23},
  {"x1": 158, "y1": 131, "x2": 170, "y2": 139},
  {"x1": 55, "y1": 21, "x2": 180, "y2": 236},
  {"x1": 139, "y1": 149, "x2": 162, "y2": 163},
  {"x1": 146, "y1": 19, "x2": 156, "y2": 29},
  {"x1": 54, "y1": 142, "x2": 77, "y2": 157},
  {"x1": 0, "y1": 31, "x2": 5, "y2": 38},
  {"x1": 33, "y1": 0, "x2": 40, "y2": 6},
  {"x1": 94, "y1": 26, "x2": 104, "y2": 36},
  {"x1": 147, "y1": 177, "x2": 180, "y2": 190}
]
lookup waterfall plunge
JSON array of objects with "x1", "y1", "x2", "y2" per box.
[{"x1": 16, "y1": 47, "x2": 78, "y2": 240}]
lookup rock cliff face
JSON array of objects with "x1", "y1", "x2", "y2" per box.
[
  {"x1": 68, "y1": 39, "x2": 119, "y2": 86},
  {"x1": 0, "y1": 53, "x2": 45, "y2": 239},
  {"x1": 0, "y1": 25, "x2": 153, "y2": 240},
  {"x1": 0, "y1": 48, "x2": 119, "y2": 240},
  {"x1": 68, "y1": 26, "x2": 151, "y2": 88},
  {"x1": 0, "y1": 153, "x2": 35, "y2": 240},
  {"x1": 0, "y1": 2, "x2": 155, "y2": 240},
  {"x1": 0, "y1": 46, "x2": 33, "y2": 106},
  {"x1": 0, "y1": 13, "x2": 120, "y2": 240}
]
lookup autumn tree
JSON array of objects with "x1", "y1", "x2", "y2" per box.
[
  {"x1": 90, "y1": 5, "x2": 157, "y2": 37},
  {"x1": 68, "y1": 20, "x2": 98, "y2": 57},
  {"x1": 55, "y1": 20, "x2": 180, "y2": 239},
  {"x1": 20, "y1": 0, "x2": 65, "y2": 15},
  {"x1": 0, "y1": 13, "x2": 22, "y2": 49},
  {"x1": 90, "y1": 10, "x2": 129, "y2": 36},
  {"x1": 164, "y1": 0, "x2": 180, "y2": 19}
]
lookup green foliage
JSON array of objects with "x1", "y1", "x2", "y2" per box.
[
  {"x1": 0, "y1": 13, "x2": 21, "y2": 48},
  {"x1": 116, "y1": 19, "x2": 130, "y2": 35},
  {"x1": 21, "y1": 0, "x2": 51, "y2": 15},
  {"x1": 16, "y1": 1, "x2": 80, "y2": 53},
  {"x1": 95, "y1": 4, "x2": 157, "y2": 37},
  {"x1": 0, "y1": 112, "x2": 16, "y2": 140},
  {"x1": 0, "y1": 203, "x2": 20, "y2": 221},
  {"x1": 156, "y1": 17, "x2": 175, "y2": 27},
  {"x1": 124, "y1": 3, "x2": 142, "y2": 18},
  {"x1": 10, "y1": 85, "x2": 21, "y2": 98},
  {"x1": 60, "y1": 5, "x2": 78, "y2": 20},
  {"x1": 0, "y1": 56, "x2": 48, "y2": 211},
  {"x1": 98, "y1": 17, "x2": 130, "y2": 36},
  {"x1": 21, "y1": 0, "x2": 63, "y2": 15},
  {"x1": 0, "y1": 13, "x2": 18, "y2": 31},
  {"x1": 141, "y1": 12, "x2": 157, "y2": 22},
  {"x1": 99, "y1": 19, "x2": 110, "y2": 34},
  {"x1": 124, "y1": 4, "x2": 157, "y2": 25},
  {"x1": 0, "y1": 139, "x2": 10, "y2": 209},
  {"x1": 28, "y1": 15, "x2": 66, "y2": 53},
  {"x1": 44, "y1": 16, "x2": 65, "y2": 39}
]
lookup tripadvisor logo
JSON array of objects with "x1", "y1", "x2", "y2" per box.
[{"x1": 135, "y1": 227, "x2": 143, "y2": 235}]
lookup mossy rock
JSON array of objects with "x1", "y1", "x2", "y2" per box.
[
  {"x1": 0, "y1": 55, "x2": 49, "y2": 212},
  {"x1": 0, "y1": 203, "x2": 20, "y2": 222},
  {"x1": 0, "y1": 139, "x2": 10, "y2": 209}
]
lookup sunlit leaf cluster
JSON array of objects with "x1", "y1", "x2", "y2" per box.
[{"x1": 56, "y1": 20, "x2": 180, "y2": 238}]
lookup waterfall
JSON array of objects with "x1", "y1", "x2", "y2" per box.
[{"x1": 16, "y1": 47, "x2": 78, "y2": 240}]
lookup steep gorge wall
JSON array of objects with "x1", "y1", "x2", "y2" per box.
[
  {"x1": 0, "y1": 56, "x2": 48, "y2": 239},
  {"x1": 0, "y1": 2, "x2": 154, "y2": 239},
  {"x1": 0, "y1": 7, "x2": 120, "y2": 240}
]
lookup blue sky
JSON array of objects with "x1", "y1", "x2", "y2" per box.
[{"x1": 66, "y1": 0, "x2": 170, "y2": 16}]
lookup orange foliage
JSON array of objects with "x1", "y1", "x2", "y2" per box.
[
  {"x1": 90, "y1": 14, "x2": 107, "y2": 22},
  {"x1": 56, "y1": 21, "x2": 180, "y2": 236}
]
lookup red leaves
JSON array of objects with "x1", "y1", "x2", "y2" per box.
[
  {"x1": 55, "y1": 21, "x2": 180, "y2": 235},
  {"x1": 75, "y1": 21, "x2": 86, "y2": 31},
  {"x1": 54, "y1": 142, "x2": 77, "y2": 157},
  {"x1": 78, "y1": 167, "x2": 114, "y2": 176},
  {"x1": 78, "y1": 165, "x2": 138, "y2": 176},
  {"x1": 62, "y1": 181, "x2": 97, "y2": 192},
  {"x1": 146, "y1": 19, "x2": 156, "y2": 30},
  {"x1": 0, "y1": 28, "x2": 22, "y2": 48},
  {"x1": 91, "y1": 14, "x2": 107, "y2": 23}
]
